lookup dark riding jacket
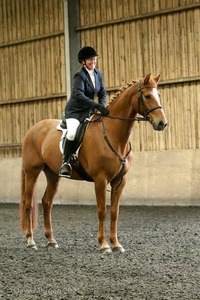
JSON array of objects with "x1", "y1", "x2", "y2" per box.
[{"x1": 65, "y1": 67, "x2": 106, "y2": 122}]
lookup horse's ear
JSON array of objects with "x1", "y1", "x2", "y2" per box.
[
  {"x1": 144, "y1": 73, "x2": 151, "y2": 85},
  {"x1": 154, "y1": 74, "x2": 160, "y2": 83}
]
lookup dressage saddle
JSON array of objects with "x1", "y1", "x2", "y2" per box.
[{"x1": 60, "y1": 113, "x2": 93, "y2": 181}]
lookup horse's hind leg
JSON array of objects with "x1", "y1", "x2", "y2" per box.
[
  {"x1": 42, "y1": 166, "x2": 61, "y2": 248},
  {"x1": 20, "y1": 167, "x2": 41, "y2": 250}
]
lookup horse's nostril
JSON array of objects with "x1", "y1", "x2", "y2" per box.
[{"x1": 158, "y1": 121, "x2": 167, "y2": 130}]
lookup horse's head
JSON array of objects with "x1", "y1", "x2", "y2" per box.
[{"x1": 136, "y1": 74, "x2": 167, "y2": 131}]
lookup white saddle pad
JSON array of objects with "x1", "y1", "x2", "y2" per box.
[{"x1": 56, "y1": 122, "x2": 67, "y2": 154}]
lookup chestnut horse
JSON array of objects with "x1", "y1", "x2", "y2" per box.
[{"x1": 20, "y1": 74, "x2": 167, "y2": 253}]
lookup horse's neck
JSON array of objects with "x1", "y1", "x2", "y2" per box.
[
  {"x1": 105, "y1": 116, "x2": 134, "y2": 145},
  {"x1": 106, "y1": 84, "x2": 137, "y2": 149},
  {"x1": 109, "y1": 82, "x2": 137, "y2": 118}
]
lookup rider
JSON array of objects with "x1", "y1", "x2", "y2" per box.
[{"x1": 59, "y1": 46, "x2": 110, "y2": 178}]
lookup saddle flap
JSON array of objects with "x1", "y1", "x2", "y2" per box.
[{"x1": 73, "y1": 120, "x2": 89, "y2": 152}]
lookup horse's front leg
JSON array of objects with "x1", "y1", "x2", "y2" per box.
[
  {"x1": 94, "y1": 178, "x2": 111, "y2": 254},
  {"x1": 110, "y1": 176, "x2": 126, "y2": 253}
]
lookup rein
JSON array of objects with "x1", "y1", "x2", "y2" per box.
[
  {"x1": 101, "y1": 80, "x2": 162, "y2": 123},
  {"x1": 89, "y1": 80, "x2": 162, "y2": 191},
  {"x1": 87, "y1": 116, "x2": 132, "y2": 192},
  {"x1": 100, "y1": 117, "x2": 132, "y2": 192},
  {"x1": 99, "y1": 117, "x2": 132, "y2": 166},
  {"x1": 90, "y1": 80, "x2": 162, "y2": 164}
]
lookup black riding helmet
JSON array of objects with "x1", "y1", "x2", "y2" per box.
[{"x1": 78, "y1": 46, "x2": 98, "y2": 62}]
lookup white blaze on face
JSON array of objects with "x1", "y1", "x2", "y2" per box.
[{"x1": 152, "y1": 88, "x2": 161, "y2": 105}]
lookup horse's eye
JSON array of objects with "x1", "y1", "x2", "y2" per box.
[{"x1": 144, "y1": 95, "x2": 151, "y2": 99}]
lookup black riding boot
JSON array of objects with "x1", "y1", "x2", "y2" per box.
[{"x1": 59, "y1": 139, "x2": 74, "y2": 178}]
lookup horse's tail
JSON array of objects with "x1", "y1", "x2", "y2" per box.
[{"x1": 20, "y1": 168, "x2": 38, "y2": 232}]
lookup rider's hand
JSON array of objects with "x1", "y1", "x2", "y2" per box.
[{"x1": 95, "y1": 104, "x2": 110, "y2": 116}]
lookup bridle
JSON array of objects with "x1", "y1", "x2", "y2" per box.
[
  {"x1": 92, "y1": 79, "x2": 163, "y2": 165},
  {"x1": 137, "y1": 80, "x2": 162, "y2": 122},
  {"x1": 91, "y1": 80, "x2": 163, "y2": 191},
  {"x1": 104, "y1": 80, "x2": 162, "y2": 122}
]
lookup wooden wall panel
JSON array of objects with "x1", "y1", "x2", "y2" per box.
[
  {"x1": 0, "y1": 0, "x2": 66, "y2": 158},
  {"x1": 79, "y1": 0, "x2": 200, "y2": 151},
  {"x1": 0, "y1": 36, "x2": 65, "y2": 101},
  {"x1": 0, "y1": 0, "x2": 64, "y2": 43},
  {"x1": 0, "y1": 97, "x2": 66, "y2": 158},
  {"x1": 1, "y1": 0, "x2": 200, "y2": 158}
]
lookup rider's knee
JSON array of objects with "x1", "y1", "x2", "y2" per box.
[{"x1": 66, "y1": 132, "x2": 76, "y2": 141}]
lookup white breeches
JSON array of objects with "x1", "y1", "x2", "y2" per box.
[{"x1": 66, "y1": 118, "x2": 80, "y2": 141}]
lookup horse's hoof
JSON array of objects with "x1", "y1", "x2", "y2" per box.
[
  {"x1": 47, "y1": 242, "x2": 59, "y2": 248},
  {"x1": 112, "y1": 246, "x2": 125, "y2": 253},
  {"x1": 27, "y1": 244, "x2": 37, "y2": 251},
  {"x1": 27, "y1": 237, "x2": 37, "y2": 250},
  {"x1": 101, "y1": 246, "x2": 112, "y2": 254}
]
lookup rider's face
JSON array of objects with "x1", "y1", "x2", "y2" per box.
[{"x1": 84, "y1": 57, "x2": 97, "y2": 70}]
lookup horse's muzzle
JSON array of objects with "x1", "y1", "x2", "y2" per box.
[
  {"x1": 148, "y1": 114, "x2": 168, "y2": 131},
  {"x1": 155, "y1": 120, "x2": 168, "y2": 131}
]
